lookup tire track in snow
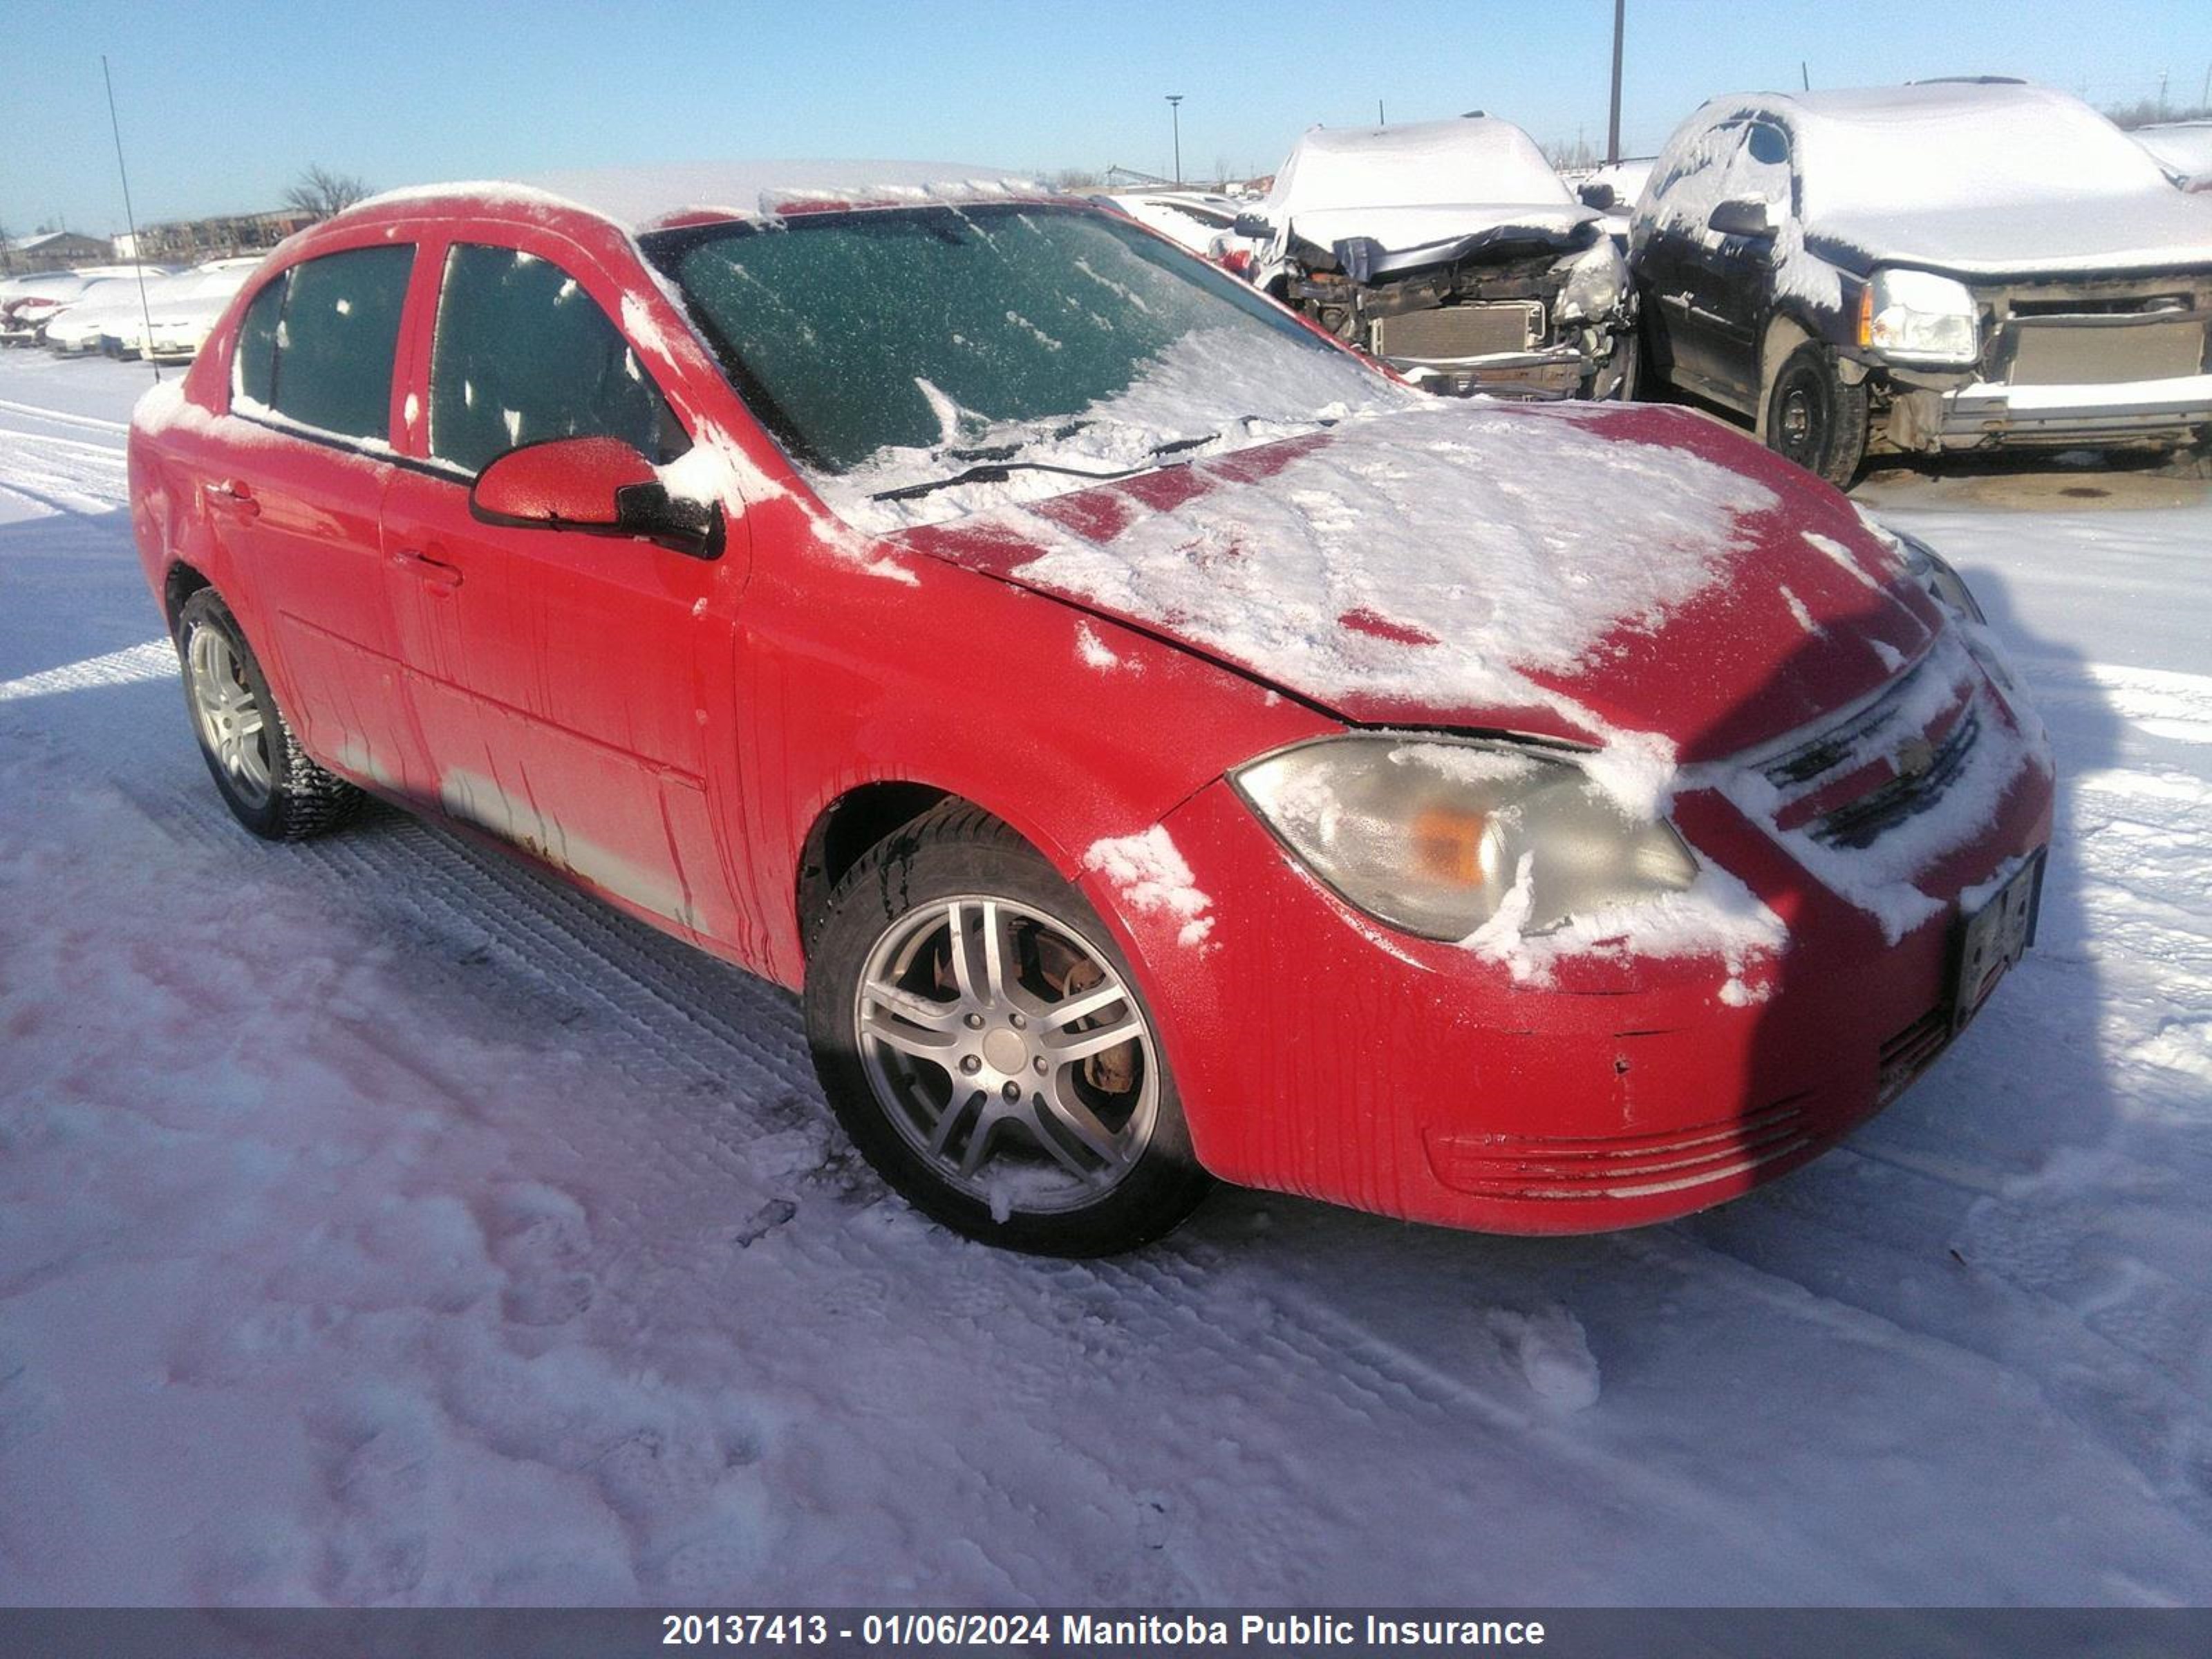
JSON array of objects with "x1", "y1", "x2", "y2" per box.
[{"x1": 0, "y1": 395, "x2": 131, "y2": 435}]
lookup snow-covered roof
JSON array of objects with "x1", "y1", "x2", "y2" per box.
[
  {"x1": 1264, "y1": 118, "x2": 1575, "y2": 217},
  {"x1": 4, "y1": 230, "x2": 109, "y2": 252},
  {"x1": 1666, "y1": 81, "x2": 2212, "y2": 276},
  {"x1": 355, "y1": 161, "x2": 1042, "y2": 234},
  {"x1": 1748, "y1": 82, "x2": 2177, "y2": 216},
  {"x1": 2133, "y1": 120, "x2": 2212, "y2": 185},
  {"x1": 1255, "y1": 118, "x2": 1595, "y2": 271}
]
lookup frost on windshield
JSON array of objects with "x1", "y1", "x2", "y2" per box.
[{"x1": 659, "y1": 204, "x2": 1414, "y2": 514}]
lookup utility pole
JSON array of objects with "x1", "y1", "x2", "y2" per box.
[
  {"x1": 1606, "y1": 0, "x2": 1626, "y2": 163},
  {"x1": 1165, "y1": 95, "x2": 1185, "y2": 185}
]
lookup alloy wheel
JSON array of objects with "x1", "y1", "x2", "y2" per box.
[
  {"x1": 853, "y1": 894, "x2": 1159, "y2": 1214},
  {"x1": 185, "y1": 624, "x2": 272, "y2": 807}
]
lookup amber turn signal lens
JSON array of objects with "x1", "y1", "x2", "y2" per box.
[
  {"x1": 1411, "y1": 807, "x2": 1488, "y2": 885},
  {"x1": 1856, "y1": 283, "x2": 1874, "y2": 348}
]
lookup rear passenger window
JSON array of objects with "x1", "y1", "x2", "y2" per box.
[
  {"x1": 429, "y1": 243, "x2": 688, "y2": 476},
  {"x1": 232, "y1": 277, "x2": 283, "y2": 409},
  {"x1": 270, "y1": 246, "x2": 413, "y2": 442}
]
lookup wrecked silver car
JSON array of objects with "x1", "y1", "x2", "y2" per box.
[{"x1": 1235, "y1": 115, "x2": 1635, "y2": 399}]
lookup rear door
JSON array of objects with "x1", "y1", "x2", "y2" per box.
[
  {"x1": 218, "y1": 241, "x2": 431, "y2": 794},
  {"x1": 379, "y1": 231, "x2": 743, "y2": 939}
]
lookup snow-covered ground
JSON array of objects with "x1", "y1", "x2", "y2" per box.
[{"x1": 3, "y1": 349, "x2": 2209, "y2": 1606}]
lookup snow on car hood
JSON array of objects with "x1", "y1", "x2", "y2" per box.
[
  {"x1": 1258, "y1": 117, "x2": 1599, "y2": 276},
  {"x1": 1279, "y1": 203, "x2": 1600, "y2": 274},
  {"x1": 894, "y1": 400, "x2": 1944, "y2": 785},
  {"x1": 1809, "y1": 187, "x2": 2212, "y2": 278}
]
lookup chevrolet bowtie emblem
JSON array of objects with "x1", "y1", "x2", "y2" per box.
[{"x1": 1895, "y1": 737, "x2": 1936, "y2": 780}]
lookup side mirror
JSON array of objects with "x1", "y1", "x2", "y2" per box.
[
  {"x1": 470, "y1": 435, "x2": 722, "y2": 560},
  {"x1": 1230, "y1": 211, "x2": 1271, "y2": 238},
  {"x1": 1707, "y1": 197, "x2": 1777, "y2": 239},
  {"x1": 1579, "y1": 181, "x2": 1618, "y2": 211}
]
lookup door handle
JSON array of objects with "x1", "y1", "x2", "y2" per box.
[
  {"x1": 207, "y1": 478, "x2": 260, "y2": 519},
  {"x1": 393, "y1": 546, "x2": 464, "y2": 593}
]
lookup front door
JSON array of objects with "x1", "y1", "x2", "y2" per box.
[
  {"x1": 1694, "y1": 120, "x2": 1794, "y2": 409},
  {"x1": 379, "y1": 234, "x2": 742, "y2": 939}
]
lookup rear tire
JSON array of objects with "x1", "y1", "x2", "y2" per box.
[
  {"x1": 176, "y1": 588, "x2": 364, "y2": 841},
  {"x1": 1765, "y1": 344, "x2": 1870, "y2": 489},
  {"x1": 803, "y1": 805, "x2": 1211, "y2": 1256}
]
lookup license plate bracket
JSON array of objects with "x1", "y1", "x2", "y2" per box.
[{"x1": 1951, "y1": 851, "x2": 2043, "y2": 1033}]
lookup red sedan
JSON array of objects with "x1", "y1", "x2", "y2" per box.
[{"x1": 126, "y1": 169, "x2": 2053, "y2": 1254}]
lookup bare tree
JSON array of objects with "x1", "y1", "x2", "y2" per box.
[{"x1": 283, "y1": 164, "x2": 372, "y2": 221}]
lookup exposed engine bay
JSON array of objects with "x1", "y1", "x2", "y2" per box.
[{"x1": 1279, "y1": 221, "x2": 1634, "y2": 400}]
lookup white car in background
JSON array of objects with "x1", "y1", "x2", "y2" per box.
[
  {"x1": 1090, "y1": 190, "x2": 1247, "y2": 259},
  {"x1": 107, "y1": 257, "x2": 262, "y2": 362},
  {"x1": 43, "y1": 272, "x2": 178, "y2": 355},
  {"x1": 2132, "y1": 120, "x2": 2212, "y2": 192},
  {"x1": 1, "y1": 269, "x2": 114, "y2": 344}
]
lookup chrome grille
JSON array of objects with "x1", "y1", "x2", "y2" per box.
[
  {"x1": 1371, "y1": 302, "x2": 1543, "y2": 362},
  {"x1": 1759, "y1": 654, "x2": 1983, "y2": 849},
  {"x1": 1812, "y1": 708, "x2": 1980, "y2": 848}
]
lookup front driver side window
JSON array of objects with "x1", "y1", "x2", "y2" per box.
[
  {"x1": 428, "y1": 244, "x2": 689, "y2": 476},
  {"x1": 1721, "y1": 121, "x2": 1794, "y2": 214}
]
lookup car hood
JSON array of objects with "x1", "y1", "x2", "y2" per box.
[
  {"x1": 1282, "y1": 203, "x2": 1600, "y2": 279},
  {"x1": 894, "y1": 401, "x2": 1943, "y2": 767},
  {"x1": 1807, "y1": 189, "x2": 2212, "y2": 279}
]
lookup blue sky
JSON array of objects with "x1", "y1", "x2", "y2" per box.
[{"x1": 4, "y1": 0, "x2": 2207, "y2": 238}]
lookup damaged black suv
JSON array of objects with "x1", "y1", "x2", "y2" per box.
[
  {"x1": 1235, "y1": 115, "x2": 1634, "y2": 400},
  {"x1": 1633, "y1": 79, "x2": 2212, "y2": 485}
]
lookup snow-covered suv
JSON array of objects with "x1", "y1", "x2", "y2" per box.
[{"x1": 1633, "y1": 81, "x2": 2212, "y2": 485}]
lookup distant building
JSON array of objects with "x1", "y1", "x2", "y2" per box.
[
  {"x1": 126, "y1": 209, "x2": 317, "y2": 265},
  {"x1": 1, "y1": 230, "x2": 115, "y2": 274}
]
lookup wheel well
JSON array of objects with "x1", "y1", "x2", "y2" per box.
[
  {"x1": 163, "y1": 562, "x2": 211, "y2": 635},
  {"x1": 795, "y1": 782, "x2": 954, "y2": 952}
]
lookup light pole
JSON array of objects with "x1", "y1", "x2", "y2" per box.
[
  {"x1": 1606, "y1": 0, "x2": 1625, "y2": 164},
  {"x1": 1165, "y1": 94, "x2": 1185, "y2": 185}
]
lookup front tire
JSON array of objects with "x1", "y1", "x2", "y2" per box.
[
  {"x1": 1765, "y1": 344, "x2": 1870, "y2": 489},
  {"x1": 176, "y1": 588, "x2": 364, "y2": 841},
  {"x1": 803, "y1": 805, "x2": 1210, "y2": 1256}
]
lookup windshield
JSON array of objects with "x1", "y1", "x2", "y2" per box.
[
  {"x1": 1799, "y1": 94, "x2": 2177, "y2": 219},
  {"x1": 648, "y1": 203, "x2": 1405, "y2": 518}
]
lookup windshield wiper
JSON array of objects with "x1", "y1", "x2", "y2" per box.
[
  {"x1": 872, "y1": 415, "x2": 1340, "y2": 504},
  {"x1": 871, "y1": 431, "x2": 1221, "y2": 503}
]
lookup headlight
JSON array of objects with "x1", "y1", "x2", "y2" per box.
[
  {"x1": 1553, "y1": 241, "x2": 1624, "y2": 323},
  {"x1": 1862, "y1": 268, "x2": 1979, "y2": 366},
  {"x1": 1233, "y1": 736, "x2": 1698, "y2": 942},
  {"x1": 1891, "y1": 527, "x2": 1986, "y2": 624},
  {"x1": 1886, "y1": 524, "x2": 2031, "y2": 704}
]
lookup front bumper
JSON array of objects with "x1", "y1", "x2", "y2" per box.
[
  {"x1": 1927, "y1": 371, "x2": 2212, "y2": 447},
  {"x1": 1114, "y1": 715, "x2": 2054, "y2": 1236},
  {"x1": 1395, "y1": 346, "x2": 1591, "y2": 400}
]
